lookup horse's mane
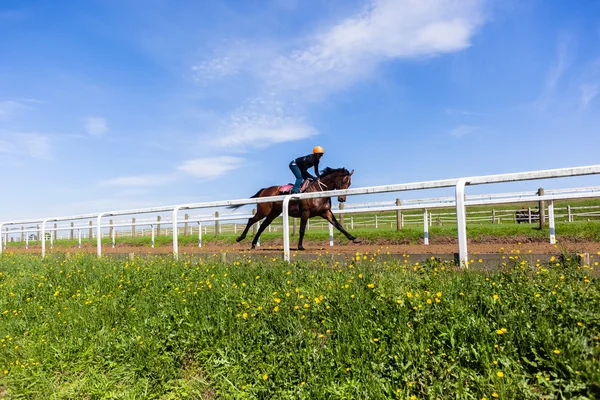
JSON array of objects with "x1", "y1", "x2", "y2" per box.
[{"x1": 320, "y1": 167, "x2": 349, "y2": 177}]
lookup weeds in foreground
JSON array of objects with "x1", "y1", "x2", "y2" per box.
[{"x1": 0, "y1": 253, "x2": 598, "y2": 399}]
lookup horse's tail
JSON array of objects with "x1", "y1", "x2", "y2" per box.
[{"x1": 227, "y1": 188, "x2": 265, "y2": 210}]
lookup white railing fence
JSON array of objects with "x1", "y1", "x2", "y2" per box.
[{"x1": 1, "y1": 165, "x2": 600, "y2": 266}]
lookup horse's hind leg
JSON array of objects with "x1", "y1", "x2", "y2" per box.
[
  {"x1": 251, "y1": 213, "x2": 278, "y2": 249},
  {"x1": 236, "y1": 214, "x2": 264, "y2": 242}
]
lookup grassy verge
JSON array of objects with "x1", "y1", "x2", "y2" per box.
[
  {"x1": 1, "y1": 253, "x2": 598, "y2": 399},
  {"x1": 7, "y1": 221, "x2": 600, "y2": 250}
]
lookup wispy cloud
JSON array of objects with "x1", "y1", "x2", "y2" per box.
[
  {"x1": 450, "y1": 125, "x2": 478, "y2": 138},
  {"x1": 177, "y1": 156, "x2": 244, "y2": 179},
  {"x1": 536, "y1": 34, "x2": 573, "y2": 110},
  {"x1": 99, "y1": 156, "x2": 245, "y2": 188},
  {"x1": 580, "y1": 83, "x2": 599, "y2": 108},
  {"x1": 191, "y1": 56, "x2": 240, "y2": 85},
  {"x1": 0, "y1": 100, "x2": 26, "y2": 120},
  {"x1": 99, "y1": 173, "x2": 175, "y2": 187},
  {"x1": 213, "y1": 98, "x2": 317, "y2": 148},
  {"x1": 194, "y1": 0, "x2": 485, "y2": 149},
  {"x1": 265, "y1": 0, "x2": 485, "y2": 96},
  {"x1": 0, "y1": 132, "x2": 53, "y2": 160},
  {"x1": 83, "y1": 117, "x2": 109, "y2": 136},
  {"x1": 445, "y1": 108, "x2": 481, "y2": 116}
]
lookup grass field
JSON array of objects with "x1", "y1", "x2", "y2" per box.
[
  {"x1": 1, "y1": 252, "x2": 599, "y2": 399},
  {"x1": 6, "y1": 221, "x2": 600, "y2": 251}
]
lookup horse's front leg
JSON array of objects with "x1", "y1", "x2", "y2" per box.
[{"x1": 321, "y1": 210, "x2": 361, "y2": 243}]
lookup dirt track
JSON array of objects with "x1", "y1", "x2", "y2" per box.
[{"x1": 9, "y1": 237, "x2": 600, "y2": 258}]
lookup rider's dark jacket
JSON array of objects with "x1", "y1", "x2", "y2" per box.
[{"x1": 293, "y1": 154, "x2": 321, "y2": 180}]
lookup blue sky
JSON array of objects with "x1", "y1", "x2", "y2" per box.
[{"x1": 1, "y1": 0, "x2": 600, "y2": 221}]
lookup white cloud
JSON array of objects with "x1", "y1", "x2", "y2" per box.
[
  {"x1": 177, "y1": 156, "x2": 244, "y2": 179},
  {"x1": 0, "y1": 100, "x2": 25, "y2": 120},
  {"x1": 580, "y1": 83, "x2": 599, "y2": 108},
  {"x1": 535, "y1": 34, "x2": 573, "y2": 111},
  {"x1": 445, "y1": 108, "x2": 480, "y2": 116},
  {"x1": 450, "y1": 125, "x2": 477, "y2": 138},
  {"x1": 21, "y1": 134, "x2": 52, "y2": 159},
  {"x1": 265, "y1": 0, "x2": 484, "y2": 95},
  {"x1": 84, "y1": 117, "x2": 109, "y2": 136},
  {"x1": 214, "y1": 112, "x2": 317, "y2": 147},
  {"x1": 191, "y1": 56, "x2": 239, "y2": 85},
  {"x1": 100, "y1": 174, "x2": 175, "y2": 187},
  {"x1": 0, "y1": 132, "x2": 53, "y2": 160},
  {"x1": 192, "y1": 0, "x2": 485, "y2": 148}
]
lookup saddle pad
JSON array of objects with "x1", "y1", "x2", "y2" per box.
[{"x1": 279, "y1": 184, "x2": 293, "y2": 194}]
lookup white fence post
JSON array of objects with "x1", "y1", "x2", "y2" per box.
[
  {"x1": 97, "y1": 214, "x2": 105, "y2": 258},
  {"x1": 282, "y1": 195, "x2": 294, "y2": 262},
  {"x1": 423, "y1": 209, "x2": 429, "y2": 245},
  {"x1": 456, "y1": 179, "x2": 470, "y2": 268},
  {"x1": 151, "y1": 224, "x2": 155, "y2": 248},
  {"x1": 329, "y1": 222, "x2": 334, "y2": 247},
  {"x1": 549, "y1": 200, "x2": 556, "y2": 244},
  {"x1": 173, "y1": 206, "x2": 182, "y2": 260}
]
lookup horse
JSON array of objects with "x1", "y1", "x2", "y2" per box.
[{"x1": 229, "y1": 167, "x2": 361, "y2": 250}]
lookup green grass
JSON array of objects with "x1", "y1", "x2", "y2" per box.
[
  {"x1": 8, "y1": 221, "x2": 600, "y2": 251},
  {"x1": 1, "y1": 253, "x2": 599, "y2": 399}
]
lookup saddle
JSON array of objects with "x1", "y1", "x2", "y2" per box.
[{"x1": 279, "y1": 180, "x2": 312, "y2": 195}]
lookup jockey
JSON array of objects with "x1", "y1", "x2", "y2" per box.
[{"x1": 289, "y1": 146, "x2": 324, "y2": 193}]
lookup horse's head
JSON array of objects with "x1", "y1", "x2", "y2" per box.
[{"x1": 320, "y1": 167, "x2": 354, "y2": 203}]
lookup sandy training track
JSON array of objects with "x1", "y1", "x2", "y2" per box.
[{"x1": 9, "y1": 238, "x2": 600, "y2": 261}]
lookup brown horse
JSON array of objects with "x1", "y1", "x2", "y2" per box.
[{"x1": 230, "y1": 167, "x2": 361, "y2": 250}]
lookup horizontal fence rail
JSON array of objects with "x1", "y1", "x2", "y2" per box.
[{"x1": 2, "y1": 165, "x2": 600, "y2": 266}]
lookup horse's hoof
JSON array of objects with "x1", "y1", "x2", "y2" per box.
[
  {"x1": 236, "y1": 236, "x2": 243, "y2": 242},
  {"x1": 352, "y1": 238, "x2": 361, "y2": 244},
  {"x1": 297, "y1": 246, "x2": 305, "y2": 251},
  {"x1": 251, "y1": 244, "x2": 256, "y2": 249}
]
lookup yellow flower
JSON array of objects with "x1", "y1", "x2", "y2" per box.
[
  {"x1": 273, "y1": 306, "x2": 279, "y2": 312},
  {"x1": 367, "y1": 283, "x2": 375, "y2": 289},
  {"x1": 497, "y1": 371, "x2": 504, "y2": 377},
  {"x1": 493, "y1": 294, "x2": 499, "y2": 300},
  {"x1": 407, "y1": 292, "x2": 413, "y2": 298},
  {"x1": 242, "y1": 313, "x2": 248, "y2": 319},
  {"x1": 427, "y1": 299, "x2": 432, "y2": 304},
  {"x1": 274, "y1": 298, "x2": 281, "y2": 303},
  {"x1": 436, "y1": 292, "x2": 442, "y2": 298},
  {"x1": 553, "y1": 349, "x2": 560, "y2": 354},
  {"x1": 263, "y1": 374, "x2": 268, "y2": 380},
  {"x1": 492, "y1": 393, "x2": 499, "y2": 398},
  {"x1": 358, "y1": 274, "x2": 363, "y2": 279}
]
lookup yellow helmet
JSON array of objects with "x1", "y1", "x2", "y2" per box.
[{"x1": 312, "y1": 145, "x2": 325, "y2": 154}]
